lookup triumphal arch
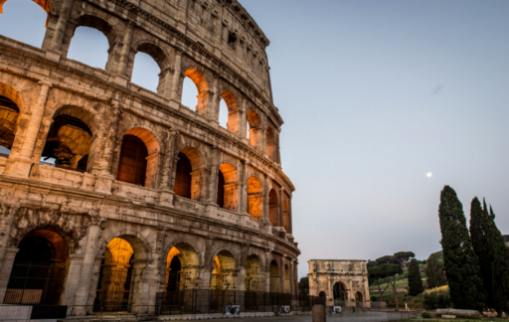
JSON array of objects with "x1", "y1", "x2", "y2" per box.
[
  {"x1": 0, "y1": 0, "x2": 298, "y2": 318},
  {"x1": 308, "y1": 260, "x2": 371, "y2": 310}
]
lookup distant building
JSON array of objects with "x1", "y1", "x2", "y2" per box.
[{"x1": 308, "y1": 259, "x2": 371, "y2": 309}]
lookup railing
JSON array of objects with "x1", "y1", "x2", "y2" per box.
[{"x1": 154, "y1": 289, "x2": 323, "y2": 315}]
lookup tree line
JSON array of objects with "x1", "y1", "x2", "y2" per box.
[{"x1": 439, "y1": 185, "x2": 509, "y2": 315}]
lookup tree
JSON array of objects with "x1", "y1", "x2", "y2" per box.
[
  {"x1": 425, "y1": 251, "x2": 447, "y2": 288},
  {"x1": 408, "y1": 259, "x2": 424, "y2": 296},
  {"x1": 298, "y1": 277, "x2": 309, "y2": 296},
  {"x1": 470, "y1": 198, "x2": 509, "y2": 315},
  {"x1": 438, "y1": 186, "x2": 484, "y2": 309}
]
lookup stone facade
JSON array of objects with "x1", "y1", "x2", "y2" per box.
[
  {"x1": 308, "y1": 260, "x2": 371, "y2": 309},
  {"x1": 0, "y1": 0, "x2": 298, "y2": 317}
]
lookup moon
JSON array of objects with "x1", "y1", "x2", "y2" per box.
[{"x1": 426, "y1": 172, "x2": 433, "y2": 179}]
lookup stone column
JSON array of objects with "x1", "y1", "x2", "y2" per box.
[
  {"x1": 239, "y1": 161, "x2": 248, "y2": 214},
  {"x1": 207, "y1": 78, "x2": 220, "y2": 122},
  {"x1": 0, "y1": 247, "x2": 18, "y2": 302},
  {"x1": 169, "y1": 52, "x2": 183, "y2": 103},
  {"x1": 71, "y1": 225, "x2": 100, "y2": 316},
  {"x1": 158, "y1": 131, "x2": 174, "y2": 190},
  {"x1": 4, "y1": 82, "x2": 50, "y2": 178},
  {"x1": 61, "y1": 254, "x2": 84, "y2": 308},
  {"x1": 42, "y1": 0, "x2": 75, "y2": 55},
  {"x1": 112, "y1": 22, "x2": 134, "y2": 79},
  {"x1": 206, "y1": 148, "x2": 220, "y2": 204},
  {"x1": 239, "y1": 99, "x2": 248, "y2": 142},
  {"x1": 157, "y1": 66, "x2": 175, "y2": 100},
  {"x1": 262, "y1": 174, "x2": 269, "y2": 224}
]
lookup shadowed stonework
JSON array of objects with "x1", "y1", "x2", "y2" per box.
[{"x1": 0, "y1": 0, "x2": 297, "y2": 318}]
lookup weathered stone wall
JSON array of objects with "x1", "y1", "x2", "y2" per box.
[
  {"x1": 308, "y1": 260, "x2": 371, "y2": 309},
  {"x1": 0, "y1": 0, "x2": 297, "y2": 316}
]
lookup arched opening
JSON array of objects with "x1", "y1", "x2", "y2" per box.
[
  {"x1": 0, "y1": 95, "x2": 20, "y2": 156},
  {"x1": 283, "y1": 264, "x2": 291, "y2": 294},
  {"x1": 116, "y1": 135, "x2": 148, "y2": 186},
  {"x1": 246, "y1": 109, "x2": 261, "y2": 148},
  {"x1": 67, "y1": 16, "x2": 111, "y2": 69},
  {"x1": 41, "y1": 110, "x2": 93, "y2": 172},
  {"x1": 131, "y1": 43, "x2": 166, "y2": 94},
  {"x1": 163, "y1": 244, "x2": 199, "y2": 310},
  {"x1": 181, "y1": 68, "x2": 208, "y2": 114},
  {"x1": 266, "y1": 127, "x2": 277, "y2": 161},
  {"x1": 217, "y1": 163, "x2": 238, "y2": 210},
  {"x1": 247, "y1": 176, "x2": 263, "y2": 220},
  {"x1": 355, "y1": 291, "x2": 363, "y2": 308},
  {"x1": 174, "y1": 152, "x2": 192, "y2": 198},
  {"x1": 116, "y1": 128, "x2": 160, "y2": 188},
  {"x1": 173, "y1": 148, "x2": 201, "y2": 200},
  {"x1": 268, "y1": 189, "x2": 279, "y2": 226},
  {"x1": 94, "y1": 237, "x2": 135, "y2": 312},
  {"x1": 4, "y1": 228, "x2": 69, "y2": 305},
  {"x1": 210, "y1": 250, "x2": 236, "y2": 311},
  {"x1": 318, "y1": 291, "x2": 326, "y2": 305},
  {"x1": 219, "y1": 91, "x2": 240, "y2": 134},
  {"x1": 333, "y1": 282, "x2": 347, "y2": 306},
  {"x1": 131, "y1": 52, "x2": 160, "y2": 92},
  {"x1": 218, "y1": 99, "x2": 228, "y2": 129},
  {"x1": 244, "y1": 255, "x2": 263, "y2": 311},
  {"x1": 0, "y1": 0, "x2": 49, "y2": 48},
  {"x1": 269, "y1": 260, "x2": 280, "y2": 293}
]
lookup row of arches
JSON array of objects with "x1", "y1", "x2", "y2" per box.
[
  {"x1": 4, "y1": 227, "x2": 295, "y2": 313},
  {"x1": 0, "y1": 1, "x2": 280, "y2": 161},
  {"x1": 0, "y1": 83, "x2": 291, "y2": 230}
]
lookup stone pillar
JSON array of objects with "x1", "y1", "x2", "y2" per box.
[
  {"x1": 42, "y1": 0, "x2": 75, "y2": 54},
  {"x1": 158, "y1": 131, "x2": 174, "y2": 190},
  {"x1": 0, "y1": 247, "x2": 18, "y2": 302},
  {"x1": 239, "y1": 161, "x2": 248, "y2": 214},
  {"x1": 239, "y1": 99, "x2": 248, "y2": 142},
  {"x1": 206, "y1": 148, "x2": 220, "y2": 204},
  {"x1": 170, "y1": 52, "x2": 183, "y2": 103},
  {"x1": 4, "y1": 82, "x2": 50, "y2": 178},
  {"x1": 112, "y1": 22, "x2": 134, "y2": 78},
  {"x1": 262, "y1": 175, "x2": 269, "y2": 224},
  {"x1": 71, "y1": 225, "x2": 100, "y2": 316},
  {"x1": 157, "y1": 66, "x2": 175, "y2": 100},
  {"x1": 208, "y1": 78, "x2": 220, "y2": 122},
  {"x1": 61, "y1": 254, "x2": 84, "y2": 309}
]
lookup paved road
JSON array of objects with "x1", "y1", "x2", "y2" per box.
[{"x1": 166, "y1": 311, "x2": 416, "y2": 322}]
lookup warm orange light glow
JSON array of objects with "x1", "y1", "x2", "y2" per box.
[
  {"x1": 107, "y1": 237, "x2": 134, "y2": 266},
  {"x1": 247, "y1": 176, "x2": 263, "y2": 219}
]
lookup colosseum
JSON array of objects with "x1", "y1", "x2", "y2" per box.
[{"x1": 0, "y1": 0, "x2": 298, "y2": 318}]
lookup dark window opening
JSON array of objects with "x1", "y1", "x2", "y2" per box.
[
  {"x1": 216, "y1": 170, "x2": 225, "y2": 208},
  {"x1": 174, "y1": 153, "x2": 192, "y2": 198},
  {"x1": 0, "y1": 95, "x2": 20, "y2": 155},
  {"x1": 116, "y1": 135, "x2": 148, "y2": 186}
]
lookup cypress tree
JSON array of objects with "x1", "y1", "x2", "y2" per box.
[
  {"x1": 408, "y1": 259, "x2": 424, "y2": 296},
  {"x1": 438, "y1": 186, "x2": 484, "y2": 309},
  {"x1": 470, "y1": 198, "x2": 495, "y2": 309},
  {"x1": 480, "y1": 201, "x2": 509, "y2": 315}
]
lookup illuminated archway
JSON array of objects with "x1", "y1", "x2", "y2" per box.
[
  {"x1": 219, "y1": 90, "x2": 240, "y2": 134},
  {"x1": 173, "y1": 148, "x2": 202, "y2": 200},
  {"x1": 247, "y1": 176, "x2": 263, "y2": 219},
  {"x1": 181, "y1": 68, "x2": 208, "y2": 114},
  {"x1": 4, "y1": 228, "x2": 69, "y2": 305},
  {"x1": 41, "y1": 107, "x2": 94, "y2": 172},
  {"x1": 210, "y1": 250, "x2": 236, "y2": 310},
  {"x1": 283, "y1": 264, "x2": 291, "y2": 294},
  {"x1": 117, "y1": 128, "x2": 160, "y2": 187},
  {"x1": 269, "y1": 260, "x2": 280, "y2": 293},
  {"x1": 246, "y1": 109, "x2": 261, "y2": 148},
  {"x1": 0, "y1": 83, "x2": 23, "y2": 156},
  {"x1": 217, "y1": 163, "x2": 238, "y2": 210}
]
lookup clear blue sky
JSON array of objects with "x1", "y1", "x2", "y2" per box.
[{"x1": 2, "y1": 0, "x2": 509, "y2": 278}]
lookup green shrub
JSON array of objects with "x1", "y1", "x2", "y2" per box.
[{"x1": 423, "y1": 292, "x2": 451, "y2": 309}]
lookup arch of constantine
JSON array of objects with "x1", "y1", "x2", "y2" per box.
[
  {"x1": 308, "y1": 260, "x2": 371, "y2": 310},
  {"x1": 0, "y1": 0, "x2": 298, "y2": 317}
]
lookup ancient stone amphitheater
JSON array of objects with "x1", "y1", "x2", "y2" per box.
[{"x1": 0, "y1": 0, "x2": 298, "y2": 318}]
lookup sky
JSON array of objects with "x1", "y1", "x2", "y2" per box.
[{"x1": 2, "y1": 1, "x2": 509, "y2": 278}]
